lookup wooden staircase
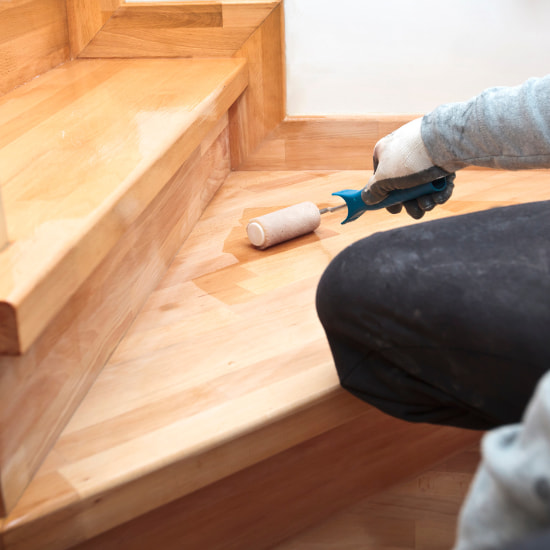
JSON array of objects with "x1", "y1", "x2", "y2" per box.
[
  {"x1": 0, "y1": 0, "x2": 283, "y2": 522},
  {"x1": 3, "y1": 1, "x2": 547, "y2": 549}
]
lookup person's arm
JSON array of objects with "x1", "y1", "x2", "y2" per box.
[
  {"x1": 365, "y1": 75, "x2": 550, "y2": 218},
  {"x1": 453, "y1": 371, "x2": 550, "y2": 550},
  {"x1": 423, "y1": 75, "x2": 550, "y2": 172}
]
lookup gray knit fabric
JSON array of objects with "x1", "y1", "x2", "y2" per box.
[
  {"x1": 454, "y1": 373, "x2": 550, "y2": 550},
  {"x1": 422, "y1": 75, "x2": 550, "y2": 172}
]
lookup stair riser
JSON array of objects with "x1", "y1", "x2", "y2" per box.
[
  {"x1": 73, "y1": 412, "x2": 480, "y2": 550},
  {"x1": 0, "y1": 0, "x2": 69, "y2": 96},
  {"x1": 0, "y1": 118, "x2": 231, "y2": 517}
]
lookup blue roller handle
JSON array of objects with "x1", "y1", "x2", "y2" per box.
[{"x1": 332, "y1": 177, "x2": 448, "y2": 224}]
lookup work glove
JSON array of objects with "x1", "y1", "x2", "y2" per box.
[{"x1": 362, "y1": 118, "x2": 455, "y2": 219}]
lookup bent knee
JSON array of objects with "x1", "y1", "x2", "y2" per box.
[{"x1": 316, "y1": 232, "x2": 400, "y2": 330}]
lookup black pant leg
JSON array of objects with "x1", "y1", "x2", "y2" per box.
[
  {"x1": 502, "y1": 530, "x2": 550, "y2": 550},
  {"x1": 316, "y1": 201, "x2": 550, "y2": 430}
]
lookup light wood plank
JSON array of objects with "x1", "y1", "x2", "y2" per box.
[
  {"x1": 74, "y1": 1, "x2": 286, "y2": 175},
  {"x1": 229, "y1": 3, "x2": 285, "y2": 167},
  {"x1": 0, "y1": 0, "x2": 69, "y2": 95},
  {"x1": 79, "y1": 1, "x2": 278, "y2": 58},
  {"x1": 240, "y1": 115, "x2": 494, "y2": 170},
  {"x1": 0, "y1": 112, "x2": 232, "y2": 519},
  {"x1": 0, "y1": 190, "x2": 8, "y2": 251},
  {"x1": 73, "y1": 418, "x2": 479, "y2": 550},
  {"x1": 2, "y1": 168, "x2": 547, "y2": 548},
  {"x1": 239, "y1": 115, "x2": 419, "y2": 170},
  {"x1": 65, "y1": 0, "x2": 122, "y2": 58},
  {"x1": 0, "y1": 57, "x2": 247, "y2": 355},
  {"x1": 273, "y1": 447, "x2": 481, "y2": 550}
]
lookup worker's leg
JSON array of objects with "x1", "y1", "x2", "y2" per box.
[
  {"x1": 502, "y1": 531, "x2": 550, "y2": 550},
  {"x1": 316, "y1": 201, "x2": 550, "y2": 430}
]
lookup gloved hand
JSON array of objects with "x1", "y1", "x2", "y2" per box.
[{"x1": 362, "y1": 117, "x2": 455, "y2": 219}]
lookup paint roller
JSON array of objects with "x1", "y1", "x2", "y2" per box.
[{"x1": 246, "y1": 177, "x2": 449, "y2": 249}]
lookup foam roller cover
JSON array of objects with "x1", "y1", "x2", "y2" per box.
[{"x1": 247, "y1": 202, "x2": 321, "y2": 249}]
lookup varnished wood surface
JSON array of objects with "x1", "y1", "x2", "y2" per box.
[
  {"x1": 274, "y1": 446, "x2": 481, "y2": 550},
  {"x1": 74, "y1": 419, "x2": 480, "y2": 550},
  {"x1": 0, "y1": 0, "x2": 69, "y2": 95},
  {"x1": 73, "y1": 0, "x2": 287, "y2": 178},
  {"x1": 2, "y1": 169, "x2": 548, "y2": 548},
  {"x1": 0, "y1": 190, "x2": 7, "y2": 251},
  {"x1": 229, "y1": 3, "x2": 286, "y2": 168},
  {"x1": 0, "y1": 113, "x2": 232, "y2": 518},
  {"x1": 65, "y1": 0, "x2": 122, "y2": 57},
  {"x1": 0, "y1": 57, "x2": 247, "y2": 355},
  {"x1": 79, "y1": 1, "x2": 279, "y2": 58},
  {"x1": 239, "y1": 115, "x2": 419, "y2": 170}
]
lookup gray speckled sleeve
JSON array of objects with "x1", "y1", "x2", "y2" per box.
[
  {"x1": 421, "y1": 75, "x2": 550, "y2": 172},
  {"x1": 453, "y1": 372, "x2": 550, "y2": 550}
]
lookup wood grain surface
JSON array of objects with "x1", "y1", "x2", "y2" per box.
[
  {"x1": 2, "y1": 168, "x2": 548, "y2": 549},
  {"x1": 238, "y1": 115, "x2": 420, "y2": 170},
  {"x1": 65, "y1": 0, "x2": 122, "y2": 57},
  {"x1": 0, "y1": 57, "x2": 247, "y2": 355},
  {"x1": 229, "y1": 3, "x2": 286, "y2": 168},
  {"x1": 79, "y1": 1, "x2": 279, "y2": 58},
  {"x1": 274, "y1": 446, "x2": 481, "y2": 550},
  {"x1": 0, "y1": 107, "x2": 233, "y2": 520},
  {"x1": 0, "y1": 0, "x2": 69, "y2": 95},
  {"x1": 73, "y1": 420, "x2": 480, "y2": 550}
]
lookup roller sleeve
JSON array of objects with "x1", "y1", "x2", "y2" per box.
[{"x1": 246, "y1": 202, "x2": 321, "y2": 249}]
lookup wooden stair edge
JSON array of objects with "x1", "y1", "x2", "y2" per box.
[
  {"x1": 1, "y1": 385, "x2": 368, "y2": 550},
  {"x1": 76, "y1": 1, "x2": 281, "y2": 59},
  {"x1": 74, "y1": 416, "x2": 483, "y2": 550},
  {"x1": 0, "y1": 56, "x2": 248, "y2": 356}
]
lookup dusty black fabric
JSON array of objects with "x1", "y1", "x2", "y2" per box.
[
  {"x1": 316, "y1": 201, "x2": 550, "y2": 430},
  {"x1": 502, "y1": 530, "x2": 550, "y2": 550}
]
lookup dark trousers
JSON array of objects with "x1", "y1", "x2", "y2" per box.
[
  {"x1": 316, "y1": 201, "x2": 550, "y2": 430},
  {"x1": 503, "y1": 530, "x2": 550, "y2": 550}
]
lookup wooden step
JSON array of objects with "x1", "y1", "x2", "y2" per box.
[
  {"x1": 3, "y1": 167, "x2": 542, "y2": 549},
  {"x1": 0, "y1": 56, "x2": 247, "y2": 355},
  {"x1": 0, "y1": 57, "x2": 247, "y2": 517}
]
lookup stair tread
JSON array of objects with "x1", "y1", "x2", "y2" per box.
[
  {"x1": 0, "y1": 57, "x2": 247, "y2": 354},
  {"x1": 3, "y1": 168, "x2": 550, "y2": 550}
]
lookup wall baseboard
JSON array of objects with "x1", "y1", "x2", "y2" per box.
[{"x1": 237, "y1": 115, "x2": 420, "y2": 170}]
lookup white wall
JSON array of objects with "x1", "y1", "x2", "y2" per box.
[
  {"x1": 285, "y1": 0, "x2": 550, "y2": 114},
  {"x1": 127, "y1": 0, "x2": 550, "y2": 115}
]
